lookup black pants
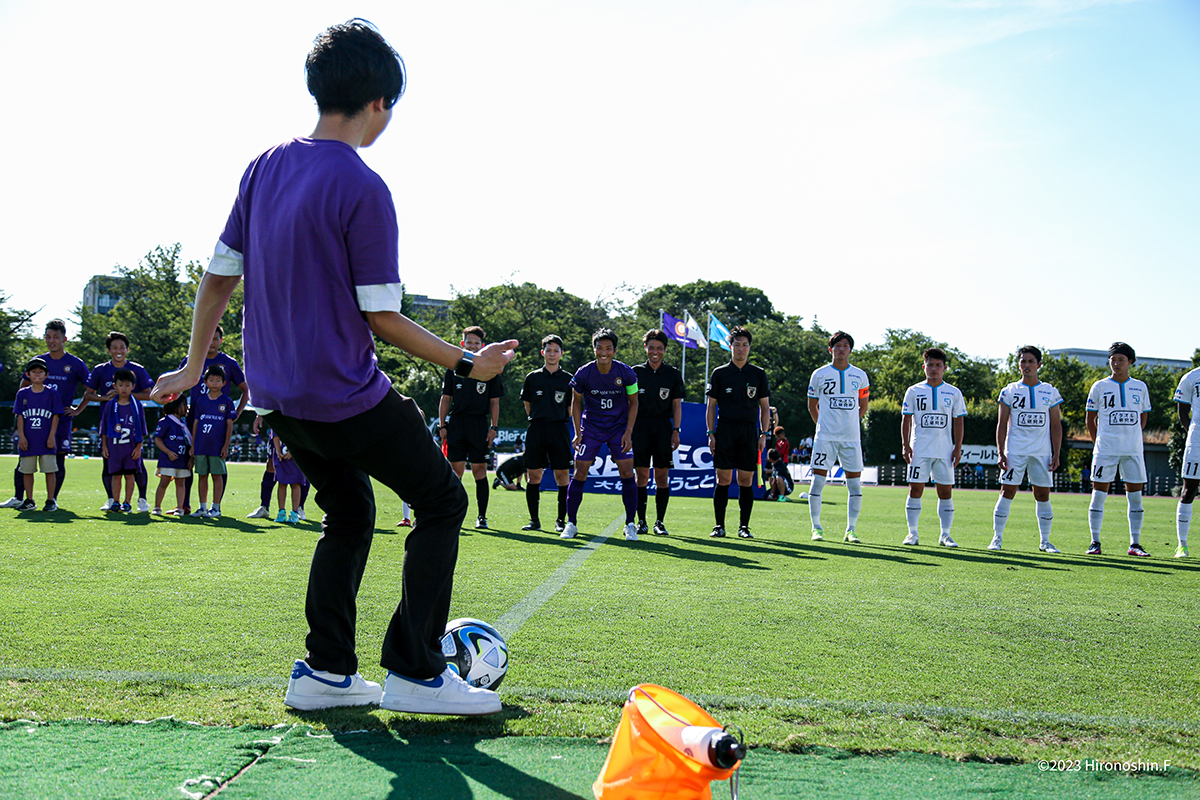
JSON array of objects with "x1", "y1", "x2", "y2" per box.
[{"x1": 269, "y1": 389, "x2": 467, "y2": 679}]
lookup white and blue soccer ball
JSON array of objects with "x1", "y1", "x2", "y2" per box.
[{"x1": 441, "y1": 618, "x2": 509, "y2": 690}]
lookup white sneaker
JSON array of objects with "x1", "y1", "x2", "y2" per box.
[
  {"x1": 1039, "y1": 541, "x2": 1061, "y2": 554},
  {"x1": 902, "y1": 533, "x2": 919, "y2": 546},
  {"x1": 624, "y1": 522, "x2": 639, "y2": 541},
  {"x1": 0, "y1": 497, "x2": 22, "y2": 509},
  {"x1": 137, "y1": 498, "x2": 150, "y2": 513},
  {"x1": 939, "y1": 534, "x2": 958, "y2": 548},
  {"x1": 380, "y1": 666, "x2": 501, "y2": 716},
  {"x1": 190, "y1": 507, "x2": 208, "y2": 518},
  {"x1": 297, "y1": 507, "x2": 307, "y2": 521},
  {"x1": 560, "y1": 522, "x2": 578, "y2": 539},
  {"x1": 100, "y1": 498, "x2": 115, "y2": 512},
  {"x1": 987, "y1": 536, "x2": 1002, "y2": 551},
  {"x1": 284, "y1": 660, "x2": 382, "y2": 711},
  {"x1": 207, "y1": 506, "x2": 222, "y2": 519},
  {"x1": 246, "y1": 505, "x2": 269, "y2": 519}
]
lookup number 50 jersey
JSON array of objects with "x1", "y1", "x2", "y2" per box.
[
  {"x1": 807, "y1": 364, "x2": 870, "y2": 443},
  {"x1": 902, "y1": 381, "x2": 967, "y2": 460},
  {"x1": 998, "y1": 380, "x2": 1063, "y2": 457}
]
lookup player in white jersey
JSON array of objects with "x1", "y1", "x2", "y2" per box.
[
  {"x1": 806, "y1": 331, "x2": 870, "y2": 543},
  {"x1": 991, "y1": 345, "x2": 1063, "y2": 553},
  {"x1": 1084, "y1": 342, "x2": 1152, "y2": 557},
  {"x1": 1173, "y1": 364, "x2": 1200, "y2": 558},
  {"x1": 900, "y1": 348, "x2": 966, "y2": 547}
]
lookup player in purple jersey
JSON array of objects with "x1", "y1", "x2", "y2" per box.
[
  {"x1": 190, "y1": 365, "x2": 237, "y2": 518},
  {"x1": 99, "y1": 369, "x2": 147, "y2": 513},
  {"x1": 85, "y1": 332, "x2": 155, "y2": 511},
  {"x1": 3, "y1": 320, "x2": 88, "y2": 508},
  {"x1": 13, "y1": 359, "x2": 64, "y2": 512},
  {"x1": 151, "y1": 20, "x2": 517, "y2": 716},
  {"x1": 563, "y1": 329, "x2": 640, "y2": 541},
  {"x1": 152, "y1": 395, "x2": 192, "y2": 515}
]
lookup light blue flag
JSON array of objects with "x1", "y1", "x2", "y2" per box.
[{"x1": 708, "y1": 314, "x2": 732, "y2": 352}]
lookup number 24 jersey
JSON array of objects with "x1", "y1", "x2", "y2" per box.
[{"x1": 998, "y1": 380, "x2": 1062, "y2": 456}]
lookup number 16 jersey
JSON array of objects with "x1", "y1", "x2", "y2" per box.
[{"x1": 902, "y1": 381, "x2": 967, "y2": 460}]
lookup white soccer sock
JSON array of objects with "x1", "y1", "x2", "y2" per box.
[
  {"x1": 1127, "y1": 491, "x2": 1143, "y2": 544},
  {"x1": 993, "y1": 496, "x2": 1012, "y2": 537},
  {"x1": 1177, "y1": 501, "x2": 1192, "y2": 546},
  {"x1": 937, "y1": 499, "x2": 954, "y2": 535},
  {"x1": 846, "y1": 477, "x2": 863, "y2": 532},
  {"x1": 905, "y1": 497, "x2": 921, "y2": 536},
  {"x1": 1036, "y1": 500, "x2": 1054, "y2": 541},
  {"x1": 809, "y1": 474, "x2": 826, "y2": 531},
  {"x1": 1088, "y1": 489, "x2": 1106, "y2": 542},
  {"x1": 402, "y1": 500, "x2": 411, "y2": 518}
]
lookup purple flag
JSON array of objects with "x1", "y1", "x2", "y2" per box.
[{"x1": 662, "y1": 312, "x2": 700, "y2": 349}]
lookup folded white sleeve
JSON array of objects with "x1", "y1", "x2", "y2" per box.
[
  {"x1": 355, "y1": 283, "x2": 405, "y2": 313},
  {"x1": 207, "y1": 241, "x2": 244, "y2": 276}
]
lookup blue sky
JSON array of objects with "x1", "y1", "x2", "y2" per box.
[{"x1": 1, "y1": 0, "x2": 1196, "y2": 363}]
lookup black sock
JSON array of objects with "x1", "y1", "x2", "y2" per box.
[
  {"x1": 101, "y1": 459, "x2": 113, "y2": 500},
  {"x1": 299, "y1": 481, "x2": 310, "y2": 507},
  {"x1": 525, "y1": 482, "x2": 540, "y2": 521},
  {"x1": 637, "y1": 485, "x2": 648, "y2": 524},
  {"x1": 714, "y1": 484, "x2": 729, "y2": 527},
  {"x1": 135, "y1": 463, "x2": 148, "y2": 500},
  {"x1": 53, "y1": 454, "x2": 66, "y2": 499},
  {"x1": 260, "y1": 470, "x2": 275, "y2": 508},
  {"x1": 557, "y1": 485, "x2": 568, "y2": 521},
  {"x1": 476, "y1": 478, "x2": 489, "y2": 518},
  {"x1": 13, "y1": 466, "x2": 23, "y2": 501},
  {"x1": 739, "y1": 489, "x2": 754, "y2": 528},
  {"x1": 655, "y1": 484, "x2": 671, "y2": 522}
]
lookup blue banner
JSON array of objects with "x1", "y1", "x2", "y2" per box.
[{"x1": 708, "y1": 314, "x2": 732, "y2": 352}]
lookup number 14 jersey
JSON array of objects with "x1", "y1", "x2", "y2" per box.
[{"x1": 1086, "y1": 377, "x2": 1150, "y2": 456}]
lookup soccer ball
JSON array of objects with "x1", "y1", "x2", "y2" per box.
[{"x1": 441, "y1": 618, "x2": 509, "y2": 690}]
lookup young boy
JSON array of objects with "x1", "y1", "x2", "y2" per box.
[
  {"x1": 1084, "y1": 342, "x2": 1152, "y2": 557},
  {"x1": 991, "y1": 345, "x2": 1063, "y2": 553},
  {"x1": 565, "y1": 328, "x2": 640, "y2": 540},
  {"x1": 85, "y1": 331, "x2": 155, "y2": 512},
  {"x1": 806, "y1": 331, "x2": 870, "y2": 542},
  {"x1": 14, "y1": 358, "x2": 63, "y2": 511},
  {"x1": 900, "y1": 348, "x2": 967, "y2": 547},
  {"x1": 152, "y1": 395, "x2": 192, "y2": 515},
  {"x1": 190, "y1": 365, "x2": 236, "y2": 519},
  {"x1": 272, "y1": 431, "x2": 308, "y2": 523},
  {"x1": 99, "y1": 369, "x2": 147, "y2": 512},
  {"x1": 151, "y1": 19, "x2": 516, "y2": 715}
]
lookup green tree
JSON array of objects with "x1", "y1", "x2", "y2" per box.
[
  {"x1": 740, "y1": 317, "x2": 831, "y2": 440},
  {"x1": 854, "y1": 329, "x2": 997, "y2": 406},
  {"x1": 636, "y1": 280, "x2": 781, "y2": 327},
  {"x1": 0, "y1": 293, "x2": 38, "y2": 400}
]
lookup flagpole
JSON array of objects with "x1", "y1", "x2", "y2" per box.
[
  {"x1": 681, "y1": 317, "x2": 686, "y2": 384},
  {"x1": 705, "y1": 312, "x2": 713, "y2": 380}
]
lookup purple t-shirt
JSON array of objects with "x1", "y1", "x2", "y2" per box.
[
  {"x1": 570, "y1": 361, "x2": 639, "y2": 437},
  {"x1": 15, "y1": 387, "x2": 65, "y2": 456},
  {"x1": 99, "y1": 399, "x2": 146, "y2": 445},
  {"x1": 271, "y1": 437, "x2": 308, "y2": 486},
  {"x1": 154, "y1": 416, "x2": 191, "y2": 468},
  {"x1": 178, "y1": 353, "x2": 246, "y2": 405},
  {"x1": 88, "y1": 361, "x2": 154, "y2": 397},
  {"x1": 192, "y1": 392, "x2": 237, "y2": 457},
  {"x1": 218, "y1": 138, "x2": 398, "y2": 422},
  {"x1": 35, "y1": 351, "x2": 89, "y2": 409}
]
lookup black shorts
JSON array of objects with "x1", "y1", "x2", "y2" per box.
[
  {"x1": 524, "y1": 422, "x2": 572, "y2": 471},
  {"x1": 714, "y1": 421, "x2": 760, "y2": 472},
  {"x1": 446, "y1": 415, "x2": 489, "y2": 464},
  {"x1": 632, "y1": 417, "x2": 674, "y2": 469}
]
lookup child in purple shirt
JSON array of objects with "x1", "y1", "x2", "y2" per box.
[
  {"x1": 152, "y1": 395, "x2": 192, "y2": 515},
  {"x1": 190, "y1": 365, "x2": 236, "y2": 519},
  {"x1": 271, "y1": 431, "x2": 308, "y2": 524},
  {"x1": 99, "y1": 369, "x2": 147, "y2": 513},
  {"x1": 14, "y1": 358, "x2": 64, "y2": 512}
]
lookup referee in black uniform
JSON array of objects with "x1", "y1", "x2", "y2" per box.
[
  {"x1": 519, "y1": 334, "x2": 574, "y2": 532},
  {"x1": 440, "y1": 326, "x2": 505, "y2": 529},
  {"x1": 632, "y1": 329, "x2": 685, "y2": 536},
  {"x1": 705, "y1": 325, "x2": 771, "y2": 539}
]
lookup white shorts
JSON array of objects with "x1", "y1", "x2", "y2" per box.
[
  {"x1": 1090, "y1": 453, "x2": 1146, "y2": 485},
  {"x1": 1001, "y1": 453, "x2": 1052, "y2": 488},
  {"x1": 907, "y1": 457, "x2": 955, "y2": 486},
  {"x1": 157, "y1": 467, "x2": 191, "y2": 479},
  {"x1": 811, "y1": 437, "x2": 863, "y2": 473},
  {"x1": 1183, "y1": 442, "x2": 1200, "y2": 482}
]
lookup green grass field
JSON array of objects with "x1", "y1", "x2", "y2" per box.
[{"x1": 1, "y1": 456, "x2": 1198, "y2": 790}]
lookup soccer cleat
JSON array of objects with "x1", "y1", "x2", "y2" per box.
[
  {"x1": 397, "y1": 518, "x2": 412, "y2": 528},
  {"x1": 297, "y1": 507, "x2": 306, "y2": 521},
  {"x1": 207, "y1": 506, "x2": 221, "y2": 519},
  {"x1": 152, "y1": 507, "x2": 162, "y2": 515},
  {"x1": 1127, "y1": 543, "x2": 1150, "y2": 557},
  {"x1": 987, "y1": 536, "x2": 1002, "y2": 551},
  {"x1": 0, "y1": 497, "x2": 23, "y2": 509},
  {"x1": 902, "y1": 533, "x2": 919, "y2": 546},
  {"x1": 653, "y1": 520, "x2": 669, "y2": 536},
  {"x1": 710, "y1": 526, "x2": 726, "y2": 538},
  {"x1": 475, "y1": 516, "x2": 488, "y2": 530},
  {"x1": 120, "y1": 502, "x2": 132, "y2": 513},
  {"x1": 521, "y1": 520, "x2": 541, "y2": 531},
  {"x1": 43, "y1": 500, "x2": 58, "y2": 512},
  {"x1": 624, "y1": 522, "x2": 639, "y2": 541},
  {"x1": 1039, "y1": 541, "x2": 1061, "y2": 554},
  {"x1": 560, "y1": 522, "x2": 578, "y2": 539},
  {"x1": 167, "y1": 508, "x2": 183, "y2": 517},
  {"x1": 737, "y1": 526, "x2": 753, "y2": 539},
  {"x1": 284, "y1": 659, "x2": 382, "y2": 711},
  {"x1": 938, "y1": 534, "x2": 958, "y2": 548},
  {"x1": 811, "y1": 529, "x2": 824, "y2": 541},
  {"x1": 247, "y1": 506, "x2": 270, "y2": 519},
  {"x1": 189, "y1": 508, "x2": 207, "y2": 518},
  {"x1": 137, "y1": 498, "x2": 150, "y2": 513},
  {"x1": 554, "y1": 519, "x2": 566, "y2": 533},
  {"x1": 275, "y1": 509, "x2": 288, "y2": 523},
  {"x1": 1086, "y1": 541, "x2": 1103, "y2": 555},
  {"x1": 16, "y1": 499, "x2": 36, "y2": 512},
  {"x1": 380, "y1": 666, "x2": 501, "y2": 716},
  {"x1": 288, "y1": 510, "x2": 300, "y2": 524},
  {"x1": 636, "y1": 521, "x2": 649, "y2": 538},
  {"x1": 492, "y1": 476, "x2": 502, "y2": 490},
  {"x1": 100, "y1": 498, "x2": 115, "y2": 512},
  {"x1": 1176, "y1": 545, "x2": 1189, "y2": 558},
  {"x1": 844, "y1": 531, "x2": 861, "y2": 544}
]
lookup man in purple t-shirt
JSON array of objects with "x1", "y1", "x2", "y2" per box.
[
  {"x1": 84, "y1": 331, "x2": 155, "y2": 511},
  {"x1": 563, "y1": 328, "x2": 640, "y2": 541},
  {"x1": 152, "y1": 20, "x2": 516, "y2": 717}
]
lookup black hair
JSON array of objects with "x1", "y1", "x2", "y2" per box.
[
  {"x1": 541, "y1": 334, "x2": 564, "y2": 350},
  {"x1": 25, "y1": 357, "x2": 48, "y2": 374},
  {"x1": 45, "y1": 319, "x2": 66, "y2": 335},
  {"x1": 205, "y1": 364, "x2": 227, "y2": 381},
  {"x1": 1017, "y1": 345, "x2": 1042, "y2": 363},
  {"x1": 112, "y1": 368, "x2": 136, "y2": 385},
  {"x1": 768, "y1": 449, "x2": 782, "y2": 461},
  {"x1": 829, "y1": 330, "x2": 853, "y2": 349},
  {"x1": 106, "y1": 331, "x2": 130, "y2": 349},
  {"x1": 214, "y1": 323, "x2": 224, "y2": 339},
  {"x1": 1109, "y1": 342, "x2": 1136, "y2": 364},
  {"x1": 161, "y1": 395, "x2": 188, "y2": 416},
  {"x1": 729, "y1": 326, "x2": 751, "y2": 346},
  {"x1": 922, "y1": 347, "x2": 948, "y2": 365},
  {"x1": 592, "y1": 328, "x2": 618, "y2": 349},
  {"x1": 306, "y1": 19, "x2": 406, "y2": 116},
  {"x1": 463, "y1": 326, "x2": 486, "y2": 342},
  {"x1": 643, "y1": 329, "x2": 669, "y2": 347}
]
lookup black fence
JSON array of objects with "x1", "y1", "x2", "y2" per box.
[{"x1": 872, "y1": 463, "x2": 1181, "y2": 496}]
